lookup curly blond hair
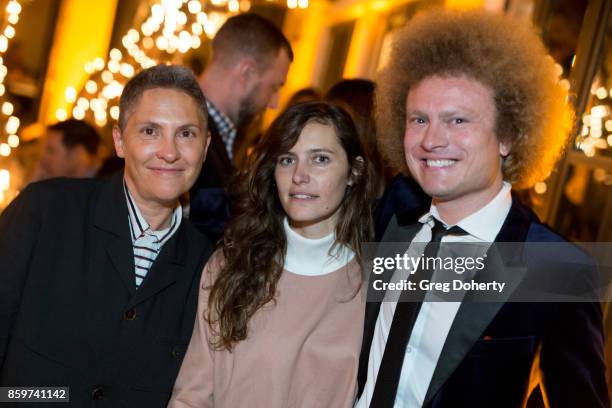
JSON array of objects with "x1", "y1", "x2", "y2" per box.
[{"x1": 376, "y1": 9, "x2": 574, "y2": 189}]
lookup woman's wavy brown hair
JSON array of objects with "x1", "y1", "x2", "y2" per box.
[
  {"x1": 376, "y1": 9, "x2": 574, "y2": 189},
  {"x1": 206, "y1": 101, "x2": 376, "y2": 351}
]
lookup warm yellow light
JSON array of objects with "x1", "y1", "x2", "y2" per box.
[
  {"x1": 591, "y1": 104, "x2": 609, "y2": 118},
  {"x1": 77, "y1": 97, "x2": 89, "y2": 110},
  {"x1": 110, "y1": 105, "x2": 120, "y2": 120},
  {"x1": 72, "y1": 106, "x2": 85, "y2": 119},
  {"x1": 594, "y1": 168, "x2": 606, "y2": 183},
  {"x1": 93, "y1": 57, "x2": 105, "y2": 71},
  {"x1": 109, "y1": 48, "x2": 122, "y2": 61},
  {"x1": 0, "y1": 36, "x2": 8, "y2": 53},
  {"x1": 7, "y1": 13, "x2": 18, "y2": 25},
  {"x1": 120, "y1": 63, "x2": 135, "y2": 78},
  {"x1": 65, "y1": 86, "x2": 77, "y2": 103},
  {"x1": 90, "y1": 99, "x2": 100, "y2": 112},
  {"x1": 596, "y1": 87, "x2": 607, "y2": 100},
  {"x1": 102, "y1": 84, "x2": 113, "y2": 99},
  {"x1": 141, "y1": 23, "x2": 154, "y2": 37},
  {"x1": 178, "y1": 31, "x2": 191, "y2": 53},
  {"x1": 7, "y1": 134, "x2": 19, "y2": 148},
  {"x1": 94, "y1": 108, "x2": 106, "y2": 119},
  {"x1": 191, "y1": 22, "x2": 203, "y2": 36},
  {"x1": 55, "y1": 108, "x2": 68, "y2": 121},
  {"x1": 6, "y1": 115, "x2": 19, "y2": 134},
  {"x1": 4, "y1": 25, "x2": 15, "y2": 39},
  {"x1": 607, "y1": 135, "x2": 612, "y2": 146},
  {"x1": 228, "y1": 0, "x2": 239, "y2": 12},
  {"x1": 559, "y1": 79, "x2": 570, "y2": 92},
  {"x1": 151, "y1": 4, "x2": 164, "y2": 19},
  {"x1": 108, "y1": 60, "x2": 120, "y2": 73},
  {"x1": 1, "y1": 101, "x2": 13, "y2": 115},
  {"x1": 149, "y1": 14, "x2": 163, "y2": 29},
  {"x1": 143, "y1": 36, "x2": 154, "y2": 50},
  {"x1": 197, "y1": 12, "x2": 207, "y2": 25},
  {"x1": 85, "y1": 80, "x2": 97, "y2": 94},
  {"x1": 287, "y1": 0, "x2": 297, "y2": 8},
  {"x1": 191, "y1": 35, "x2": 201, "y2": 49},
  {"x1": 101, "y1": 70, "x2": 113, "y2": 84},
  {"x1": 239, "y1": 0, "x2": 251, "y2": 11},
  {"x1": 188, "y1": 0, "x2": 202, "y2": 14},
  {"x1": 0, "y1": 143, "x2": 10, "y2": 157},
  {"x1": 84, "y1": 61, "x2": 94, "y2": 73},
  {"x1": 6, "y1": 1, "x2": 21, "y2": 15},
  {"x1": 534, "y1": 182, "x2": 547, "y2": 194},
  {"x1": 203, "y1": 21, "x2": 217, "y2": 37},
  {"x1": 128, "y1": 28, "x2": 140, "y2": 43},
  {"x1": 177, "y1": 12, "x2": 188, "y2": 26},
  {"x1": 0, "y1": 169, "x2": 9, "y2": 190},
  {"x1": 0, "y1": 84, "x2": 4, "y2": 96},
  {"x1": 156, "y1": 36, "x2": 168, "y2": 50}
]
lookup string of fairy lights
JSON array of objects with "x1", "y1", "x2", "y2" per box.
[
  {"x1": 58, "y1": 0, "x2": 308, "y2": 128},
  {"x1": 0, "y1": 0, "x2": 22, "y2": 202},
  {"x1": 50, "y1": 0, "x2": 612, "y2": 200},
  {"x1": 577, "y1": 84, "x2": 612, "y2": 158}
]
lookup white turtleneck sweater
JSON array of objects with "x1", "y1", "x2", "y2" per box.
[{"x1": 283, "y1": 217, "x2": 355, "y2": 276}]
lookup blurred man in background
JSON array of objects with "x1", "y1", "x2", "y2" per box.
[
  {"x1": 39, "y1": 119, "x2": 102, "y2": 179},
  {"x1": 191, "y1": 12, "x2": 293, "y2": 242}
]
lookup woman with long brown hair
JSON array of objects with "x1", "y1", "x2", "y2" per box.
[{"x1": 168, "y1": 101, "x2": 376, "y2": 407}]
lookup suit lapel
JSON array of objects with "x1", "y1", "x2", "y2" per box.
[
  {"x1": 127, "y1": 222, "x2": 189, "y2": 309},
  {"x1": 422, "y1": 198, "x2": 534, "y2": 406},
  {"x1": 94, "y1": 171, "x2": 136, "y2": 297}
]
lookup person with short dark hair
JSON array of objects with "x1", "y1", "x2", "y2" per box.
[
  {"x1": 357, "y1": 10, "x2": 608, "y2": 408},
  {"x1": 190, "y1": 12, "x2": 293, "y2": 243},
  {"x1": 168, "y1": 102, "x2": 376, "y2": 407},
  {"x1": 40, "y1": 119, "x2": 101, "y2": 179},
  {"x1": 284, "y1": 86, "x2": 321, "y2": 109},
  {"x1": 325, "y1": 79, "x2": 387, "y2": 194},
  {"x1": 0, "y1": 64, "x2": 213, "y2": 407}
]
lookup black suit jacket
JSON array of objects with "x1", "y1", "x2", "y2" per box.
[
  {"x1": 359, "y1": 197, "x2": 609, "y2": 408},
  {"x1": 189, "y1": 120, "x2": 234, "y2": 243},
  {"x1": 0, "y1": 172, "x2": 212, "y2": 407}
]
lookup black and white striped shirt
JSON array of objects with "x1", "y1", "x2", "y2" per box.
[{"x1": 123, "y1": 181, "x2": 182, "y2": 289}]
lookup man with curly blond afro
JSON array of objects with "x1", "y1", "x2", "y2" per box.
[{"x1": 357, "y1": 9, "x2": 609, "y2": 408}]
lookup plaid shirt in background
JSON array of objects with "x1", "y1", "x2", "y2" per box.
[{"x1": 206, "y1": 100, "x2": 237, "y2": 161}]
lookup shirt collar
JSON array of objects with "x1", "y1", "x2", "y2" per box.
[
  {"x1": 123, "y1": 180, "x2": 182, "y2": 244},
  {"x1": 419, "y1": 182, "x2": 512, "y2": 241}
]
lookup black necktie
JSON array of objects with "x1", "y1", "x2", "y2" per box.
[{"x1": 369, "y1": 219, "x2": 467, "y2": 407}]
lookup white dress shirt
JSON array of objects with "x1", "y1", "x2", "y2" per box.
[{"x1": 356, "y1": 182, "x2": 512, "y2": 408}]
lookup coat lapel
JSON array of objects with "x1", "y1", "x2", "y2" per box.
[
  {"x1": 126, "y1": 222, "x2": 189, "y2": 309},
  {"x1": 93, "y1": 171, "x2": 136, "y2": 297},
  {"x1": 422, "y1": 198, "x2": 535, "y2": 406}
]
